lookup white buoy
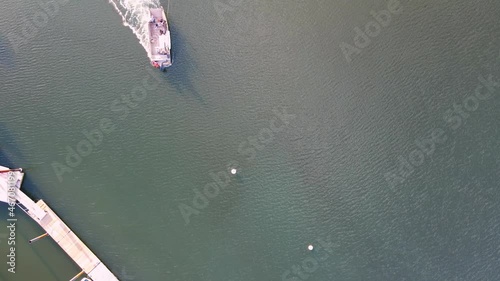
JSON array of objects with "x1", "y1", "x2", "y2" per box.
[
  {"x1": 230, "y1": 168, "x2": 237, "y2": 175},
  {"x1": 308, "y1": 245, "x2": 314, "y2": 251}
]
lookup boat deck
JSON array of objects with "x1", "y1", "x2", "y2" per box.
[
  {"x1": 148, "y1": 21, "x2": 169, "y2": 56},
  {"x1": 148, "y1": 8, "x2": 171, "y2": 65}
]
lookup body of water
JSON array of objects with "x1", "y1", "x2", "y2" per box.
[{"x1": 1, "y1": 0, "x2": 500, "y2": 280}]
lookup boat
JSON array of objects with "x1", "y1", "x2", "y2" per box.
[{"x1": 148, "y1": 7, "x2": 172, "y2": 71}]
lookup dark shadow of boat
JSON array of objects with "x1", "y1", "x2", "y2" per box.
[{"x1": 163, "y1": 22, "x2": 205, "y2": 104}]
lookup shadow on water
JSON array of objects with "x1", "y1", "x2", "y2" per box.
[
  {"x1": 164, "y1": 21, "x2": 205, "y2": 104},
  {"x1": 0, "y1": 34, "x2": 16, "y2": 70},
  {"x1": 0, "y1": 124, "x2": 44, "y2": 201}
]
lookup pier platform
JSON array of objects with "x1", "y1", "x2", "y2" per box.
[{"x1": 0, "y1": 166, "x2": 119, "y2": 281}]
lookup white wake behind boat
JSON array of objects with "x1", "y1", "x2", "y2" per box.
[{"x1": 148, "y1": 7, "x2": 172, "y2": 71}]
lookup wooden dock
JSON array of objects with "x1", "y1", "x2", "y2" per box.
[{"x1": 0, "y1": 166, "x2": 120, "y2": 281}]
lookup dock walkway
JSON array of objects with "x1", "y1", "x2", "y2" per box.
[{"x1": 0, "y1": 166, "x2": 119, "y2": 281}]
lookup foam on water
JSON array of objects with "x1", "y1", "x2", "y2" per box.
[{"x1": 108, "y1": 0, "x2": 161, "y2": 59}]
